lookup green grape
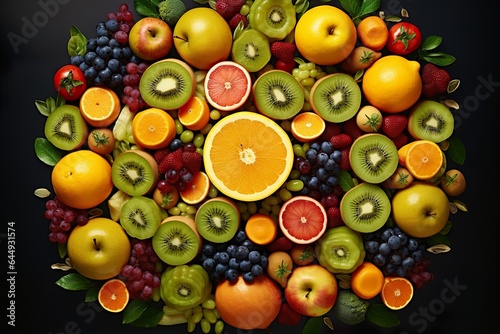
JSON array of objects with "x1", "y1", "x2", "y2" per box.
[
  {"x1": 208, "y1": 185, "x2": 218, "y2": 198},
  {"x1": 200, "y1": 122, "x2": 212, "y2": 135},
  {"x1": 210, "y1": 109, "x2": 221, "y2": 120},
  {"x1": 185, "y1": 204, "x2": 197, "y2": 215},
  {"x1": 286, "y1": 179, "x2": 304, "y2": 192},
  {"x1": 201, "y1": 298, "x2": 216, "y2": 310},
  {"x1": 280, "y1": 119, "x2": 292, "y2": 132},
  {"x1": 301, "y1": 77, "x2": 315, "y2": 87},
  {"x1": 200, "y1": 318, "x2": 211, "y2": 333},
  {"x1": 180, "y1": 129, "x2": 194, "y2": 143},
  {"x1": 279, "y1": 188, "x2": 293, "y2": 202},
  {"x1": 203, "y1": 308, "x2": 218, "y2": 324},
  {"x1": 187, "y1": 319, "x2": 196, "y2": 333},
  {"x1": 293, "y1": 143, "x2": 306, "y2": 158},
  {"x1": 215, "y1": 320, "x2": 224, "y2": 334},
  {"x1": 271, "y1": 204, "x2": 281, "y2": 216},
  {"x1": 177, "y1": 201, "x2": 188, "y2": 213},
  {"x1": 193, "y1": 133, "x2": 205, "y2": 147},
  {"x1": 240, "y1": 4, "x2": 250, "y2": 15},
  {"x1": 168, "y1": 206, "x2": 181, "y2": 216},
  {"x1": 237, "y1": 201, "x2": 248, "y2": 214},
  {"x1": 191, "y1": 308, "x2": 203, "y2": 323},
  {"x1": 247, "y1": 201, "x2": 258, "y2": 214},
  {"x1": 175, "y1": 119, "x2": 184, "y2": 134},
  {"x1": 289, "y1": 169, "x2": 301, "y2": 179}
]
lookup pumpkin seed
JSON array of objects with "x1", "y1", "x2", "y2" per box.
[
  {"x1": 453, "y1": 200, "x2": 468, "y2": 212},
  {"x1": 401, "y1": 8, "x2": 409, "y2": 18},
  {"x1": 323, "y1": 316, "x2": 334, "y2": 330},
  {"x1": 34, "y1": 188, "x2": 51, "y2": 198}
]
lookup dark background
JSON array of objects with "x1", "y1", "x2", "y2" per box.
[{"x1": 1, "y1": 0, "x2": 498, "y2": 333}]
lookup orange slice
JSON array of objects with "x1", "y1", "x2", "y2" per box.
[
  {"x1": 290, "y1": 112, "x2": 326, "y2": 142},
  {"x1": 98, "y1": 278, "x2": 129, "y2": 313},
  {"x1": 131, "y1": 107, "x2": 176, "y2": 149},
  {"x1": 180, "y1": 171, "x2": 210, "y2": 204},
  {"x1": 404, "y1": 140, "x2": 444, "y2": 180},
  {"x1": 178, "y1": 95, "x2": 211, "y2": 131},
  {"x1": 204, "y1": 60, "x2": 252, "y2": 112},
  {"x1": 245, "y1": 213, "x2": 278, "y2": 245},
  {"x1": 381, "y1": 276, "x2": 414, "y2": 310},
  {"x1": 203, "y1": 111, "x2": 294, "y2": 202},
  {"x1": 79, "y1": 86, "x2": 120, "y2": 127}
]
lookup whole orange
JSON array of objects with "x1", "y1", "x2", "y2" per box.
[
  {"x1": 362, "y1": 55, "x2": 422, "y2": 113},
  {"x1": 215, "y1": 274, "x2": 282, "y2": 330},
  {"x1": 51, "y1": 150, "x2": 113, "y2": 209}
]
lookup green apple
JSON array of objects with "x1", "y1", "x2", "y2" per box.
[
  {"x1": 392, "y1": 181, "x2": 450, "y2": 238},
  {"x1": 128, "y1": 17, "x2": 173, "y2": 61},
  {"x1": 173, "y1": 7, "x2": 232, "y2": 70},
  {"x1": 67, "y1": 217, "x2": 131, "y2": 280},
  {"x1": 284, "y1": 264, "x2": 338, "y2": 317},
  {"x1": 294, "y1": 5, "x2": 357, "y2": 65}
]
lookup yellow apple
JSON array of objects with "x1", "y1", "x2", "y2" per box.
[
  {"x1": 67, "y1": 217, "x2": 131, "y2": 280},
  {"x1": 284, "y1": 264, "x2": 338, "y2": 317},
  {"x1": 392, "y1": 182, "x2": 450, "y2": 238},
  {"x1": 173, "y1": 7, "x2": 232, "y2": 70},
  {"x1": 294, "y1": 5, "x2": 357, "y2": 65},
  {"x1": 128, "y1": 17, "x2": 173, "y2": 61}
]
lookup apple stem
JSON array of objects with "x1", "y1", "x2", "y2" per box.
[
  {"x1": 173, "y1": 35, "x2": 188, "y2": 42},
  {"x1": 93, "y1": 238, "x2": 100, "y2": 251}
]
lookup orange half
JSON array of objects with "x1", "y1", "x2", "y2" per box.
[
  {"x1": 98, "y1": 278, "x2": 129, "y2": 313},
  {"x1": 180, "y1": 171, "x2": 211, "y2": 204},
  {"x1": 131, "y1": 107, "x2": 176, "y2": 149},
  {"x1": 405, "y1": 140, "x2": 444, "y2": 180},
  {"x1": 291, "y1": 112, "x2": 326, "y2": 142},
  {"x1": 203, "y1": 111, "x2": 294, "y2": 202},
  {"x1": 79, "y1": 86, "x2": 120, "y2": 127},
  {"x1": 178, "y1": 95, "x2": 211, "y2": 131},
  {"x1": 381, "y1": 276, "x2": 414, "y2": 310}
]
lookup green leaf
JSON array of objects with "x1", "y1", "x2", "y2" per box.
[
  {"x1": 128, "y1": 303, "x2": 163, "y2": 327},
  {"x1": 67, "y1": 25, "x2": 87, "y2": 57},
  {"x1": 338, "y1": 169, "x2": 356, "y2": 192},
  {"x1": 34, "y1": 137, "x2": 64, "y2": 166},
  {"x1": 35, "y1": 100, "x2": 50, "y2": 116},
  {"x1": 425, "y1": 232, "x2": 451, "y2": 247},
  {"x1": 439, "y1": 220, "x2": 453, "y2": 235},
  {"x1": 302, "y1": 316, "x2": 322, "y2": 334},
  {"x1": 55, "y1": 273, "x2": 94, "y2": 291},
  {"x1": 340, "y1": 0, "x2": 380, "y2": 20},
  {"x1": 134, "y1": 0, "x2": 159, "y2": 17},
  {"x1": 358, "y1": 0, "x2": 381, "y2": 18},
  {"x1": 447, "y1": 136, "x2": 466, "y2": 165},
  {"x1": 367, "y1": 303, "x2": 400, "y2": 327},
  {"x1": 420, "y1": 53, "x2": 456, "y2": 66},
  {"x1": 420, "y1": 35, "x2": 442, "y2": 51},
  {"x1": 339, "y1": 0, "x2": 360, "y2": 17},
  {"x1": 85, "y1": 286, "x2": 99, "y2": 303},
  {"x1": 57, "y1": 242, "x2": 67, "y2": 258},
  {"x1": 123, "y1": 298, "x2": 151, "y2": 324}
]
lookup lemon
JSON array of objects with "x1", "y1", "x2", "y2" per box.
[{"x1": 362, "y1": 55, "x2": 422, "y2": 113}]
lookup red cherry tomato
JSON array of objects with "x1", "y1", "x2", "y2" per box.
[
  {"x1": 386, "y1": 22, "x2": 422, "y2": 55},
  {"x1": 53, "y1": 65, "x2": 87, "y2": 101}
]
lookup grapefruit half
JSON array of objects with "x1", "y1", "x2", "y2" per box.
[{"x1": 279, "y1": 195, "x2": 328, "y2": 244}]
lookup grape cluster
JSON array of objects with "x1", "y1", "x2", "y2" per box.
[
  {"x1": 69, "y1": 4, "x2": 149, "y2": 112},
  {"x1": 182, "y1": 295, "x2": 225, "y2": 334},
  {"x1": 292, "y1": 61, "x2": 327, "y2": 111},
  {"x1": 120, "y1": 238, "x2": 162, "y2": 300},
  {"x1": 199, "y1": 230, "x2": 268, "y2": 283},
  {"x1": 44, "y1": 197, "x2": 89, "y2": 244},
  {"x1": 363, "y1": 226, "x2": 434, "y2": 288}
]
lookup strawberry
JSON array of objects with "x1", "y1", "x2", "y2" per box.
[
  {"x1": 342, "y1": 118, "x2": 363, "y2": 140},
  {"x1": 215, "y1": 0, "x2": 245, "y2": 20},
  {"x1": 329, "y1": 133, "x2": 352, "y2": 149},
  {"x1": 381, "y1": 114, "x2": 408, "y2": 139},
  {"x1": 159, "y1": 148, "x2": 184, "y2": 174},
  {"x1": 182, "y1": 151, "x2": 202, "y2": 174},
  {"x1": 326, "y1": 206, "x2": 343, "y2": 228},
  {"x1": 318, "y1": 122, "x2": 342, "y2": 141},
  {"x1": 391, "y1": 133, "x2": 409, "y2": 149},
  {"x1": 339, "y1": 146, "x2": 351, "y2": 171},
  {"x1": 266, "y1": 236, "x2": 293, "y2": 253},
  {"x1": 271, "y1": 41, "x2": 296, "y2": 63},
  {"x1": 421, "y1": 63, "x2": 451, "y2": 98},
  {"x1": 275, "y1": 302, "x2": 302, "y2": 326},
  {"x1": 153, "y1": 147, "x2": 170, "y2": 165},
  {"x1": 228, "y1": 13, "x2": 248, "y2": 30}
]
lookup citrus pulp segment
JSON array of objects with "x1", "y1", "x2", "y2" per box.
[
  {"x1": 204, "y1": 61, "x2": 252, "y2": 112},
  {"x1": 98, "y1": 279, "x2": 130, "y2": 313},
  {"x1": 203, "y1": 111, "x2": 294, "y2": 202}
]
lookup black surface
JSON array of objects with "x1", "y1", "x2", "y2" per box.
[{"x1": 2, "y1": 0, "x2": 498, "y2": 333}]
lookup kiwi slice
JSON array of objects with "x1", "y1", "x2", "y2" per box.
[
  {"x1": 340, "y1": 182, "x2": 390, "y2": 233},
  {"x1": 111, "y1": 150, "x2": 159, "y2": 196},
  {"x1": 408, "y1": 100, "x2": 454, "y2": 142},
  {"x1": 349, "y1": 133, "x2": 398, "y2": 184},
  {"x1": 252, "y1": 69, "x2": 304, "y2": 120},
  {"x1": 310, "y1": 73, "x2": 361, "y2": 122},
  {"x1": 139, "y1": 58, "x2": 195, "y2": 110},
  {"x1": 152, "y1": 215, "x2": 202, "y2": 266},
  {"x1": 119, "y1": 195, "x2": 162, "y2": 239},
  {"x1": 195, "y1": 197, "x2": 240, "y2": 243},
  {"x1": 44, "y1": 104, "x2": 88, "y2": 151},
  {"x1": 231, "y1": 28, "x2": 271, "y2": 73}
]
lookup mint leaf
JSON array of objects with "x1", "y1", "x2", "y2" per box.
[
  {"x1": 55, "y1": 273, "x2": 94, "y2": 291},
  {"x1": 67, "y1": 25, "x2": 87, "y2": 57},
  {"x1": 338, "y1": 169, "x2": 356, "y2": 192},
  {"x1": 123, "y1": 298, "x2": 151, "y2": 324},
  {"x1": 34, "y1": 137, "x2": 64, "y2": 166},
  {"x1": 128, "y1": 303, "x2": 163, "y2": 327},
  {"x1": 446, "y1": 136, "x2": 466, "y2": 165},
  {"x1": 134, "y1": 0, "x2": 159, "y2": 17},
  {"x1": 301, "y1": 316, "x2": 322, "y2": 334},
  {"x1": 367, "y1": 303, "x2": 400, "y2": 327}
]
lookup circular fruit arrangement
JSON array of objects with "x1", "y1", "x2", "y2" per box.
[{"x1": 34, "y1": 0, "x2": 468, "y2": 333}]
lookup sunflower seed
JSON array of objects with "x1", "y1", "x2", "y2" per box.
[
  {"x1": 453, "y1": 200, "x2": 468, "y2": 212},
  {"x1": 323, "y1": 316, "x2": 334, "y2": 330}
]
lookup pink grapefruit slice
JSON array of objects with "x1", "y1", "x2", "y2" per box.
[
  {"x1": 204, "y1": 60, "x2": 252, "y2": 111},
  {"x1": 278, "y1": 195, "x2": 328, "y2": 244}
]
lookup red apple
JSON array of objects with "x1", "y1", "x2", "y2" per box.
[
  {"x1": 284, "y1": 264, "x2": 338, "y2": 317},
  {"x1": 128, "y1": 17, "x2": 173, "y2": 61}
]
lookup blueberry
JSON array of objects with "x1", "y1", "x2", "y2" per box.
[
  {"x1": 105, "y1": 19, "x2": 119, "y2": 32},
  {"x1": 316, "y1": 152, "x2": 329, "y2": 165},
  {"x1": 180, "y1": 171, "x2": 193, "y2": 183},
  {"x1": 259, "y1": 255, "x2": 268, "y2": 269},
  {"x1": 316, "y1": 167, "x2": 328, "y2": 181},
  {"x1": 226, "y1": 244, "x2": 237, "y2": 258},
  {"x1": 307, "y1": 176, "x2": 320, "y2": 190},
  {"x1": 86, "y1": 38, "x2": 98, "y2": 51},
  {"x1": 228, "y1": 257, "x2": 240, "y2": 270},
  {"x1": 98, "y1": 46, "x2": 112, "y2": 59},
  {"x1": 251, "y1": 264, "x2": 263, "y2": 276},
  {"x1": 398, "y1": 246, "x2": 409, "y2": 257},
  {"x1": 373, "y1": 254, "x2": 386, "y2": 266},
  {"x1": 395, "y1": 266, "x2": 407, "y2": 277},
  {"x1": 319, "y1": 184, "x2": 332, "y2": 195},
  {"x1": 84, "y1": 67, "x2": 97, "y2": 81},
  {"x1": 96, "y1": 25, "x2": 108, "y2": 37},
  {"x1": 240, "y1": 239, "x2": 254, "y2": 251},
  {"x1": 70, "y1": 55, "x2": 84, "y2": 66},
  {"x1": 169, "y1": 138, "x2": 183, "y2": 151},
  {"x1": 202, "y1": 258, "x2": 215, "y2": 271},
  {"x1": 381, "y1": 228, "x2": 394, "y2": 242},
  {"x1": 411, "y1": 249, "x2": 424, "y2": 262},
  {"x1": 320, "y1": 141, "x2": 334, "y2": 154},
  {"x1": 218, "y1": 252, "x2": 229, "y2": 264},
  {"x1": 383, "y1": 263, "x2": 396, "y2": 275},
  {"x1": 397, "y1": 233, "x2": 408, "y2": 245},
  {"x1": 239, "y1": 259, "x2": 252, "y2": 272},
  {"x1": 202, "y1": 244, "x2": 216, "y2": 256},
  {"x1": 209, "y1": 271, "x2": 221, "y2": 281},
  {"x1": 234, "y1": 246, "x2": 249, "y2": 260},
  {"x1": 84, "y1": 51, "x2": 97, "y2": 65},
  {"x1": 365, "y1": 240, "x2": 379, "y2": 254},
  {"x1": 402, "y1": 257, "x2": 415, "y2": 271},
  {"x1": 324, "y1": 159, "x2": 337, "y2": 171},
  {"x1": 92, "y1": 57, "x2": 106, "y2": 71},
  {"x1": 109, "y1": 74, "x2": 123, "y2": 87},
  {"x1": 108, "y1": 38, "x2": 120, "y2": 48},
  {"x1": 331, "y1": 150, "x2": 342, "y2": 162},
  {"x1": 122, "y1": 46, "x2": 132, "y2": 59},
  {"x1": 79, "y1": 62, "x2": 89, "y2": 72},
  {"x1": 242, "y1": 271, "x2": 254, "y2": 282},
  {"x1": 215, "y1": 263, "x2": 229, "y2": 275},
  {"x1": 233, "y1": 230, "x2": 247, "y2": 244},
  {"x1": 248, "y1": 250, "x2": 261, "y2": 263},
  {"x1": 213, "y1": 252, "x2": 221, "y2": 262},
  {"x1": 407, "y1": 238, "x2": 419, "y2": 251},
  {"x1": 98, "y1": 67, "x2": 112, "y2": 82},
  {"x1": 379, "y1": 243, "x2": 391, "y2": 255},
  {"x1": 388, "y1": 235, "x2": 402, "y2": 250},
  {"x1": 305, "y1": 148, "x2": 318, "y2": 161},
  {"x1": 107, "y1": 59, "x2": 120, "y2": 73},
  {"x1": 326, "y1": 175, "x2": 338, "y2": 187},
  {"x1": 310, "y1": 142, "x2": 321, "y2": 151},
  {"x1": 390, "y1": 253, "x2": 402, "y2": 265},
  {"x1": 112, "y1": 47, "x2": 123, "y2": 59},
  {"x1": 224, "y1": 268, "x2": 239, "y2": 282}
]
